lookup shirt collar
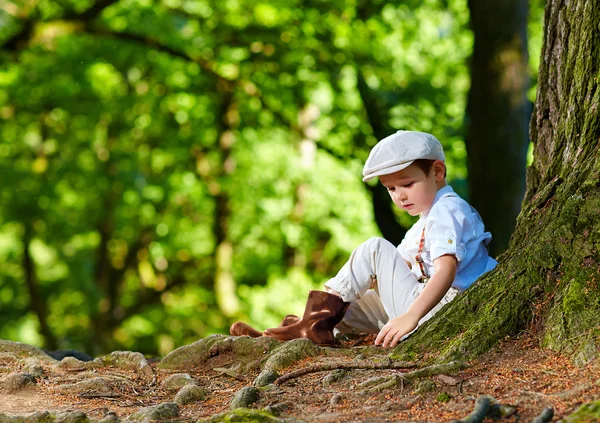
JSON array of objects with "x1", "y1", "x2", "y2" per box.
[{"x1": 421, "y1": 185, "x2": 454, "y2": 218}]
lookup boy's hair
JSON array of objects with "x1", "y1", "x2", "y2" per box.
[{"x1": 413, "y1": 159, "x2": 447, "y2": 178}]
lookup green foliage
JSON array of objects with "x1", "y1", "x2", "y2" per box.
[{"x1": 0, "y1": 0, "x2": 543, "y2": 356}]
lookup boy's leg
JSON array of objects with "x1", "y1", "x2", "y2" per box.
[
  {"x1": 324, "y1": 237, "x2": 421, "y2": 321},
  {"x1": 335, "y1": 289, "x2": 388, "y2": 334}
]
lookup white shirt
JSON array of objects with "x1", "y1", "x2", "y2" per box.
[{"x1": 398, "y1": 185, "x2": 497, "y2": 291}]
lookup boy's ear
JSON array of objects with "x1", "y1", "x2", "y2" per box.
[{"x1": 433, "y1": 160, "x2": 446, "y2": 181}]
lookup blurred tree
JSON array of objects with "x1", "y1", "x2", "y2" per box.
[{"x1": 465, "y1": 0, "x2": 530, "y2": 256}]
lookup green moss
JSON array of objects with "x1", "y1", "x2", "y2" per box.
[
  {"x1": 562, "y1": 277, "x2": 589, "y2": 313},
  {"x1": 436, "y1": 392, "x2": 452, "y2": 403},
  {"x1": 200, "y1": 408, "x2": 303, "y2": 422},
  {"x1": 561, "y1": 400, "x2": 600, "y2": 423},
  {"x1": 261, "y1": 339, "x2": 319, "y2": 373},
  {"x1": 389, "y1": 342, "x2": 420, "y2": 362},
  {"x1": 159, "y1": 335, "x2": 279, "y2": 371}
]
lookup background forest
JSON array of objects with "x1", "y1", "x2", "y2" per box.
[{"x1": 0, "y1": 0, "x2": 543, "y2": 357}]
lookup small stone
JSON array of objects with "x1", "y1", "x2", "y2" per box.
[
  {"x1": 98, "y1": 411, "x2": 119, "y2": 423},
  {"x1": 22, "y1": 359, "x2": 45, "y2": 379},
  {"x1": 254, "y1": 369, "x2": 279, "y2": 387},
  {"x1": 263, "y1": 402, "x2": 291, "y2": 416},
  {"x1": 174, "y1": 384, "x2": 207, "y2": 405},
  {"x1": 58, "y1": 357, "x2": 88, "y2": 371},
  {"x1": 330, "y1": 394, "x2": 343, "y2": 406},
  {"x1": 54, "y1": 411, "x2": 88, "y2": 423},
  {"x1": 161, "y1": 373, "x2": 195, "y2": 391},
  {"x1": 24, "y1": 411, "x2": 53, "y2": 423},
  {"x1": 230, "y1": 386, "x2": 260, "y2": 409},
  {"x1": 322, "y1": 369, "x2": 348, "y2": 388},
  {"x1": 129, "y1": 402, "x2": 179, "y2": 422},
  {"x1": 1, "y1": 372, "x2": 36, "y2": 393}
]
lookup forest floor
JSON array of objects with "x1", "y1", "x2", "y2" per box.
[{"x1": 1, "y1": 333, "x2": 599, "y2": 422}]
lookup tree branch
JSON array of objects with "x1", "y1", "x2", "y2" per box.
[
  {"x1": 83, "y1": 26, "x2": 220, "y2": 79},
  {"x1": 3, "y1": 20, "x2": 35, "y2": 51},
  {"x1": 66, "y1": 0, "x2": 120, "y2": 21},
  {"x1": 118, "y1": 262, "x2": 202, "y2": 321},
  {"x1": 1, "y1": 0, "x2": 120, "y2": 50}
]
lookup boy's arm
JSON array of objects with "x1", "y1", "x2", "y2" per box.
[{"x1": 375, "y1": 254, "x2": 457, "y2": 348}]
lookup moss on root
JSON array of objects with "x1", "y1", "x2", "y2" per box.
[
  {"x1": 391, "y1": 178, "x2": 600, "y2": 365},
  {"x1": 561, "y1": 400, "x2": 600, "y2": 423},
  {"x1": 159, "y1": 335, "x2": 279, "y2": 371},
  {"x1": 200, "y1": 408, "x2": 305, "y2": 423}
]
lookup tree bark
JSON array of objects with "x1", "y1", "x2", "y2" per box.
[
  {"x1": 466, "y1": 0, "x2": 530, "y2": 256},
  {"x1": 213, "y1": 81, "x2": 239, "y2": 317},
  {"x1": 396, "y1": 0, "x2": 600, "y2": 365}
]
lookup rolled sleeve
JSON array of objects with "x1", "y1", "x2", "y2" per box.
[{"x1": 427, "y1": 205, "x2": 467, "y2": 263}]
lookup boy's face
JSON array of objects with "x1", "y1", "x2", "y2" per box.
[{"x1": 379, "y1": 161, "x2": 445, "y2": 216}]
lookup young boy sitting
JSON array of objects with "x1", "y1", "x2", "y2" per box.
[{"x1": 230, "y1": 130, "x2": 497, "y2": 348}]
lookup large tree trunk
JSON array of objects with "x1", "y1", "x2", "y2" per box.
[
  {"x1": 396, "y1": 0, "x2": 600, "y2": 366},
  {"x1": 466, "y1": 0, "x2": 530, "y2": 256}
]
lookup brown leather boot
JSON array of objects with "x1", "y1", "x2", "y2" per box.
[
  {"x1": 229, "y1": 314, "x2": 301, "y2": 337},
  {"x1": 230, "y1": 321, "x2": 262, "y2": 337},
  {"x1": 262, "y1": 290, "x2": 349, "y2": 346}
]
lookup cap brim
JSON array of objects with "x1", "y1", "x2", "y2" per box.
[{"x1": 362, "y1": 160, "x2": 414, "y2": 182}]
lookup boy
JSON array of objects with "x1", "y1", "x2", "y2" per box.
[{"x1": 230, "y1": 130, "x2": 497, "y2": 348}]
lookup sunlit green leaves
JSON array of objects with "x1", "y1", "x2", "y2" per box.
[{"x1": 0, "y1": 0, "x2": 543, "y2": 355}]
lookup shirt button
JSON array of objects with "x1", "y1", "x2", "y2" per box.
[{"x1": 447, "y1": 239, "x2": 453, "y2": 244}]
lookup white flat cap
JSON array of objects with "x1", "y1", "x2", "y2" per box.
[{"x1": 362, "y1": 130, "x2": 445, "y2": 182}]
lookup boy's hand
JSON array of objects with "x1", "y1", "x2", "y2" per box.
[{"x1": 374, "y1": 313, "x2": 420, "y2": 348}]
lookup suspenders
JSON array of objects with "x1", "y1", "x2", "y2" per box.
[
  {"x1": 415, "y1": 191, "x2": 458, "y2": 282},
  {"x1": 415, "y1": 225, "x2": 428, "y2": 281}
]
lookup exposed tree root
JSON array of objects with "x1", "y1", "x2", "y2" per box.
[
  {"x1": 275, "y1": 360, "x2": 463, "y2": 389},
  {"x1": 360, "y1": 374, "x2": 403, "y2": 393},
  {"x1": 357, "y1": 361, "x2": 465, "y2": 394},
  {"x1": 274, "y1": 359, "x2": 417, "y2": 386},
  {"x1": 451, "y1": 395, "x2": 551, "y2": 423},
  {"x1": 451, "y1": 395, "x2": 493, "y2": 423},
  {"x1": 531, "y1": 407, "x2": 554, "y2": 423},
  {"x1": 399, "y1": 361, "x2": 465, "y2": 382}
]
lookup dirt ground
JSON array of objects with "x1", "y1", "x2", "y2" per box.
[{"x1": 1, "y1": 334, "x2": 599, "y2": 422}]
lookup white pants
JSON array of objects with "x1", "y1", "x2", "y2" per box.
[{"x1": 324, "y1": 237, "x2": 458, "y2": 335}]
